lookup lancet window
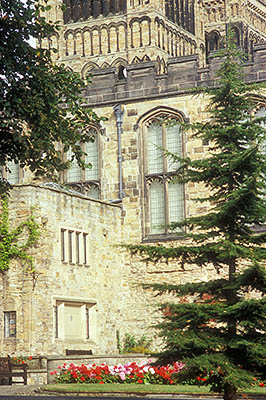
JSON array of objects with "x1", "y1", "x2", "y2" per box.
[
  {"x1": 63, "y1": 0, "x2": 127, "y2": 24},
  {"x1": 143, "y1": 112, "x2": 185, "y2": 238},
  {"x1": 64, "y1": 127, "x2": 100, "y2": 199},
  {"x1": 165, "y1": 0, "x2": 195, "y2": 35}
]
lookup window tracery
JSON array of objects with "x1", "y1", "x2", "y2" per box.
[
  {"x1": 142, "y1": 111, "x2": 185, "y2": 238},
  {"x1": 64, "y1": 127, "x2": 100, "y2": 199}
]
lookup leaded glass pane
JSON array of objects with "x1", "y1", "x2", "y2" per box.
[
  {"x1": 86, "y1": 186, "x2": 100, "y2": 199},
  {"x1": 67, "y1": 149, "x2": 82, "y2": 182},
  {"x1": 166, "y1": 122, "x2": 181, "y2": 172},
  {"x1": 85, "y1": 135, "x2": 98, "y2": 180},
  {"x1": 4, "y1": 311, "x2": 16, "y2": 338},
  {"x1": 147, "y1": 123, "x2": 163, "y2": 174},
  {"x1": 149, "y1": 181, "x2": 165, "y2": 233},
  {"x1": 7, "y1": 161, "x2": 19, "y2": 184},
  {"x1": 168, "y1": 181, "x2": 184, "y2": 231}
]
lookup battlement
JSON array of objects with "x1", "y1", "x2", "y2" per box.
[{"x1": 83, "y1": 43, "x2": 266, "y2": 107}]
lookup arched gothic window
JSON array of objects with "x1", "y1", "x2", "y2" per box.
[
  {"x1": 117, "y1": 65, "x2": 127, "y2": 80},
  {"x1": 142, "y1": 112, "x2": 185, "y2": 238},
  {"x1": 65, "y1": 128, "x2": 100, "y2": 199},
  {"x1": 209, "y1": 31, "x2": 220, "y2": 51},
  {"x1": 231, "y1": 27, "x2": 240, "y2": 47},
  {"x1": 205, "y1": 31, "x2": 220, "y2": 64}
]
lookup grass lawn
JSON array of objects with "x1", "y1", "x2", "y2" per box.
[{"x1": 43, "y1": 383, "x2": 266, "y2": 396}]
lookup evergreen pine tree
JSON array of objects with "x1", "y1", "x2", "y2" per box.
[{"x1": 125, "y1": 35, "x2": 266, "y2": 400}]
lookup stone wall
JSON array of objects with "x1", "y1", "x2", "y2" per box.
[{"x1": 0, "y1": 185, "x2": 124, "y2": 356}]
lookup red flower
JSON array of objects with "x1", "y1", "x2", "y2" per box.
[
  {"x1": 28, "y1": 356, "x2": 33, "y2": 360},
  {"x1": 71, "y1": 371, "x2": 78, "y2": 379},
  {"x1": 99, "y1": 381, "x2": 104, "y2": 384},
  {"x1": 201, "y1": 377, "x2": 207, "y2": 382},
  {"x1": 197, "y1": 376, "x2": 201, "y2": 381},
  {"x1": 137, "y1": 379, "x2": 143, "y2": 384},
  {"x1": 80, "y1": 376, "x2": 85, "y2": 381},
  {"x1": 259, "y1": 382, "x2": 265, "y2": 387}
]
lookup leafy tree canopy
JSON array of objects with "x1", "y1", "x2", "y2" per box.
[
  {"x1": 125, "y1": 34, "x2": 266, "y2": 400},
  {"x1": 0, "y1": 0, "x2": 101, "y2": 188}
]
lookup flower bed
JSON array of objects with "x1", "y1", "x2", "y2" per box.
[
  {"x1": 51, "y1": 360, "x2": 185, "y2": 385},
  {"x1": 11, "y1": 356, "x2": 33, "y2": 365},
  {"x1": 50, "y1": 360, "x2": 266, "y2": 388}
]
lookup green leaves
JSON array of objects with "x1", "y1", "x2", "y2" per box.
[
  {"x1": 0, "y1": 0, "x2": 101, "y2": 185},
  {"x1": 0, "y1": 195, "x2": 41, "y2": 272}
]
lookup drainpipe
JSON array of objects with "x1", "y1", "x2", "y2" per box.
[{"x1": 113, "y1": 104, "x2": 125, "y2": 201}]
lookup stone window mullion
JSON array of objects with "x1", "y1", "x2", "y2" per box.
[
  {"x1": 164, "y1": 177, "x2": 170, "y2": 231},
  {"x1": 81, "y1": 143, "x2": 85, "y2": 182},
  {"x1": 162, "y1": 123, "x2": 170, "y2": 232}
]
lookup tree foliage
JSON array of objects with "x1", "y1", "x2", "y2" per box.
[
  {"x1": 0, "y1": 0, "x2": 101, "y2": 184},
  {"x1": 125, "y1": 36, "x2": 266, "y2": 400},
  {"x1": 0, "y1": 195, "x2": 41, "y2": 272}
]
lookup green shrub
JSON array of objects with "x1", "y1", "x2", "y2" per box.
[{"x1": 121, "y1": 333, "x2": 152, "y2": 354}]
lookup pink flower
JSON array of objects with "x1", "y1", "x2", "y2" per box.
[{"x1": 119, "y1": 372, "x2": 126, "y2": 380}]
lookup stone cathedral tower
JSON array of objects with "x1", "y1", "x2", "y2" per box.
[{"x1": 45, "y1": 0, "x2": 266, "y2": 76}]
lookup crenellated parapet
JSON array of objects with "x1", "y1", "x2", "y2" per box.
[{"x1": 81, "y1": 43, "x2": 266, "y2": 107}]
